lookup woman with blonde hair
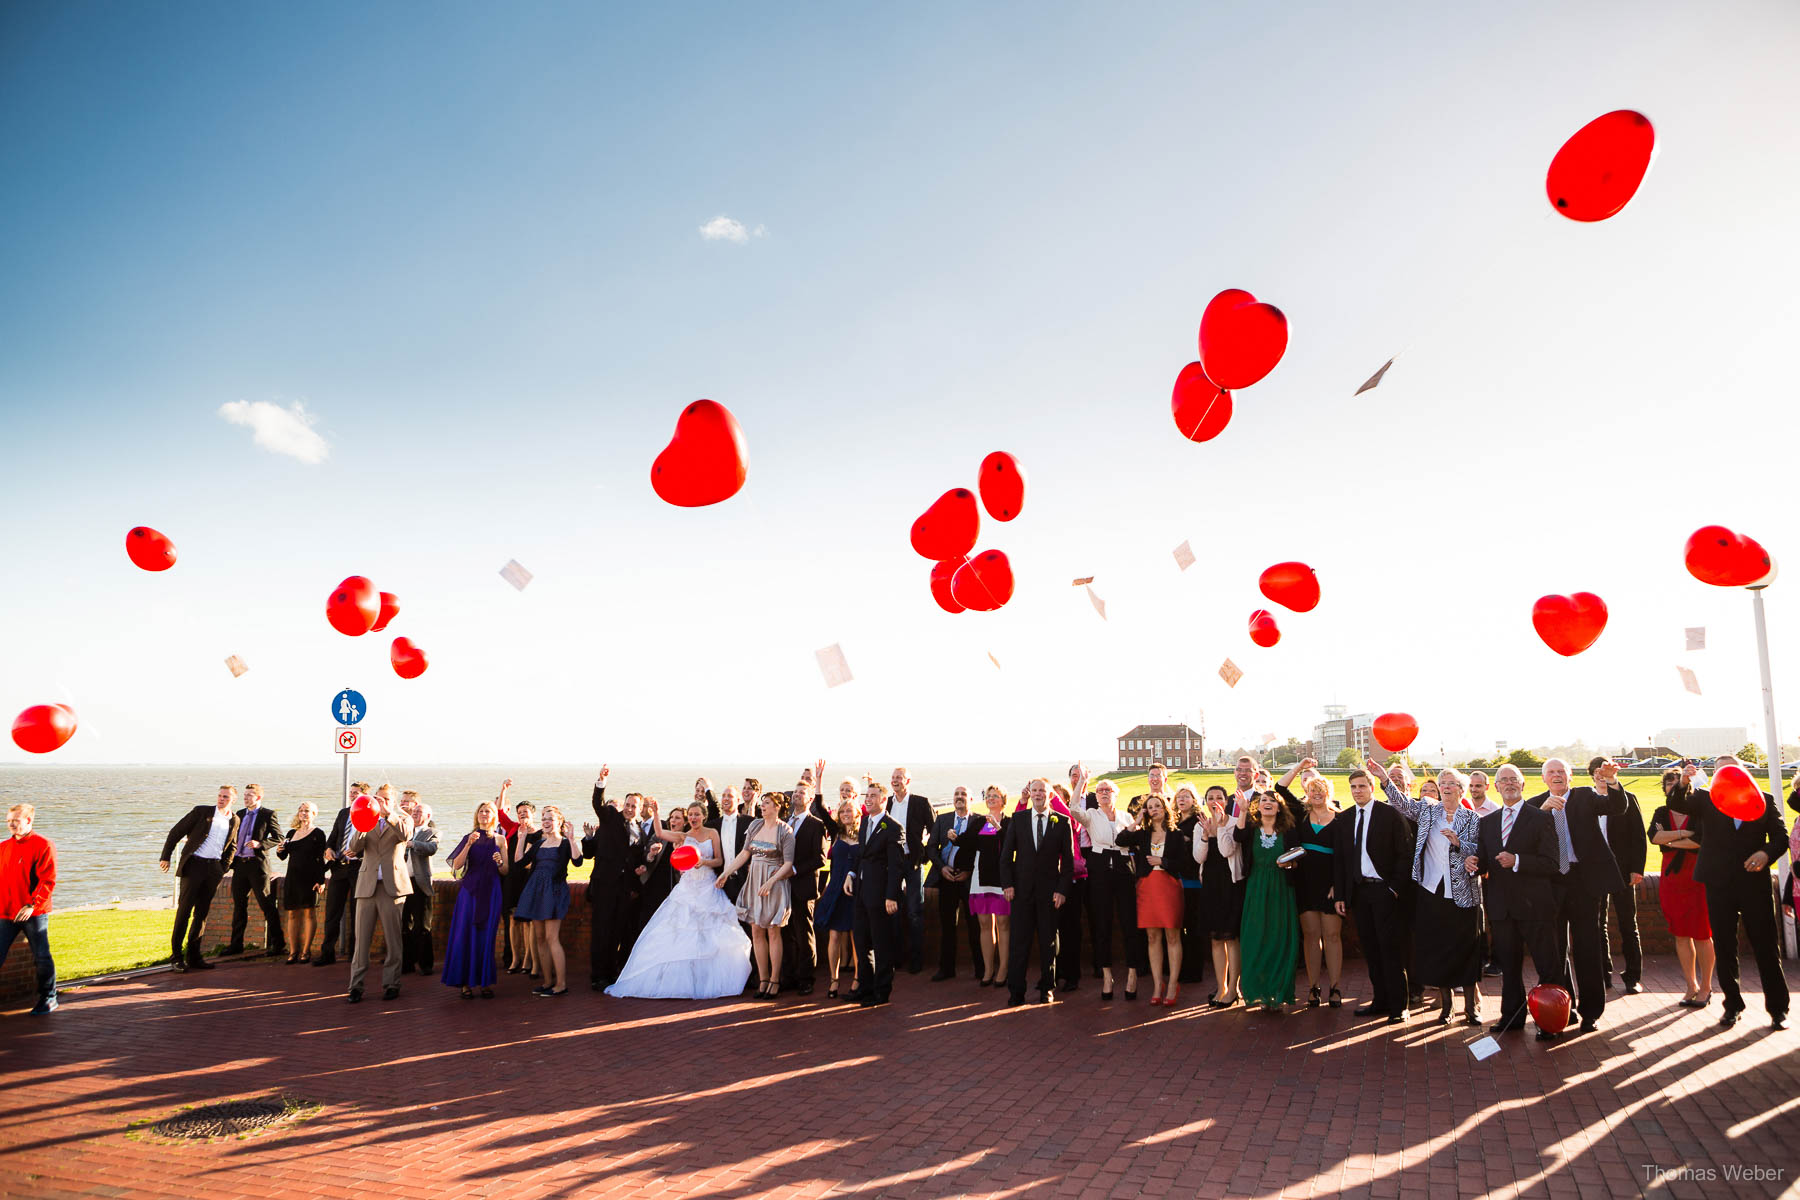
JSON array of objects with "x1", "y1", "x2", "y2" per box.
[
  {"x1": 1196, "y1": 786, "x2": 1244, "y2": 1007},
  {"x1": 277, "y1": 801, "x2": 328, "y2": 963},
  {"x1": 442, "y1": 801, "x2": 510, "y2": 998},
  {"x1": 1116, "y1": 793, "x2": 1190, "y2": 1006},
  {"x1": 814, "y1": 792, "x2": 862, "y2": 1000},
  {"x1": 1276, "y1": 759, "x2": 1344, "y2": 1007},
  {"x1": 956, "y1": 785, "x2": 1013, "y2": 988},
  {"x1": 515, "y1": 803, "x2": 583, "y2": 997}
]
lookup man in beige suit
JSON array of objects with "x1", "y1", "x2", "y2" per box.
[{"x1": 346, "y1": 792, "x2": 414, "y2": 1003}]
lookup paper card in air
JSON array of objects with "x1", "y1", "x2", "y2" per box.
[
  {"x1": 499, "y1": 559, "x2": 534, "y2": 591},
  {"x1": 1086, "y1": 586, "x2": 1106, "y2": 621},
  {"x1": 1677, "y1": 666, "x2": 1700, "y2": 696},
  {"x1": 1355, "y1": 358, "x2": 1395, "y2": 396},
  {"x1": 815, "y1": 643, "x2": 853, "y2": 689},
  {"x1": 1685, "y1": 627, "x2": 1705, "y2": 651},
  {"x1": 1173, "y1": 541, "x2": 1196, "y2": 572},
  {"x1": 988, "y1": 651, "x2": 1002, "y2": 670},
  {"x1": 1071, "y1": 576, "x2": 1094, "y2": 587},
  {"x1": 1218, "y1": 658, "x2": 1243, "y2": 688},
  {"x1": 224, "y1": 655, "x2": 249, "y2": 678}
]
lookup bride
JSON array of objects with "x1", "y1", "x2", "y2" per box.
[{"x1": 606, "y1": 800, "x2": 752, "y2": 999}]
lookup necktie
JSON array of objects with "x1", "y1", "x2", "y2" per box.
[
  {"x1": 237, "y1": 811, "x2": 254, "y2": 856},
  {"x1": 1354, "y1": 806, "x2": 1367, "y2": 868},
  {"x1": 1036, "y1": 814, "x2": 1044, "y2": 849},
  {"x1": 1550, "y1": 802, "x2": 1572, "y2": 873},
  {"x1": 1502, "y1": 806, "x2": 1515, "y2": 847}
]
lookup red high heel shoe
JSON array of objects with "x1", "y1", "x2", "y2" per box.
[{"x1": 1161, "y1": 984, "x2": 1181, "y2": 1009}]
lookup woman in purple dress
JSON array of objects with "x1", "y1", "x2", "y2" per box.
[{"x1": 442, "y1": 800, "x2": 511, "y2": 998}]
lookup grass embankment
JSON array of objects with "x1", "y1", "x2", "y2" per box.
[{"x1": 45, "y1": 909, "x2": 177, "y2": 981}]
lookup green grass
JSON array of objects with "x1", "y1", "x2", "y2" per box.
[{"x1": 45, "y1": 909, "x2": 177, "y2": 981}]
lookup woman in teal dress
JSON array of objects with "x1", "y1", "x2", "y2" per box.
[{"x1": 1234, "y1": 792, "x2": 1300, "y2": 1011}]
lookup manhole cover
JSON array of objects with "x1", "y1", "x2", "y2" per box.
[{"x1": 151, "y1": 1097, "x2": 310, "y2": 1140}]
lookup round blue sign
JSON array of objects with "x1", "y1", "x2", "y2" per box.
[{"x1": 331, "y1": 689, "x2": 367, "y2": 726}]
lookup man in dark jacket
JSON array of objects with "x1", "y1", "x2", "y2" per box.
[
  {"x1": 1526, "y1": 757, "x2": 1627, "y2": 1034},
  {"x1": 1000, "y1": 779, "x2": 1075, "y2": 1005},
  {"x1": 1589, "y1": 757, "x2": 1648, "y2": 993},
  {"x1": 159, "y1": 786, "x2": 243, "y2": 970},
  {"x1": 224, "y1": 783, "x2": 286, "y2": 957},
  {"x1": 851, "y1": 782, "x2": 906, "y2": 1008}
]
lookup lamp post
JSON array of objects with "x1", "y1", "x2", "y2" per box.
[{"x1": 1749, "y1": 582, "x2": 1783, "y2": 804}]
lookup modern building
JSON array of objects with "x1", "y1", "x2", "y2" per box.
[
  {"x1": 1117, "y1": 724, "x2": 1204, "y2": 770},
  {"x1": 1311, "y1": 706, "x2": 1379, "y2": 761},
  {"x1": 1655, "y1": 727, "x2": 1748, "y2": 759}
]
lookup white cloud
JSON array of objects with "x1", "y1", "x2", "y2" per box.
[
  {"x1": 698, "y1": 215, "x2": 766, "y2": 243},
  {"x1": 218, "y1": 399, "x2": 330, "y2": 464}
]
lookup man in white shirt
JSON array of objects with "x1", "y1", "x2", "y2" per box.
[
  {"x1": 709, "y1": 787, "x2": 751, "y2": 904},
  {"x1": 158, "y1": 786, "x2": 243, "y2": 971},
  {"x1": 926, "y1": 786, "x2": 980, "y2": 981},
  {"x1": 1467, "y1": 765, "x2": 1562, "y2": 1036}
]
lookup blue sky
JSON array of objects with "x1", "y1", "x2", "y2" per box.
[{"x1": 4, "y1": 1, "x2": 1799, "y2": 765}]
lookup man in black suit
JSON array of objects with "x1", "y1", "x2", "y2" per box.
[
  {"x1": 223, "y1": 783, "x2": 286, "y2": 957},
  {"x1": 634, "y1": 798, "x2": 676, "y2": 937},
  {"x1": 1469, "y1": 765, "x2": 1563, "y2": 1037},
  {"x1": 158, "y1": 785, "x2": 243, "y2": 970},
  {"x1": 1000, "y1": 779, "x2": 1075, "y2": 1005},
  {"x1": 706, "y1": 785, "x2": 753, "y2": 904},
  {"x1": 1667, "y1": 757, "x2": 1790, "y2": 1030},
  {"x1": 851, "y1": 781, "x2": 906, "y2": 1007},
  {"x1": 583, "y1": 766, "x2": 642, "y2": 989},
  {"x1": 926, "y1": 785, "x2": 983, "y2": 981},
  {"x1": 1526, "y1": 757, "x2": 1627, "y2": 1033},
  {"x1": 1588, "y1": 756, "x2": 1648, "y2": 994},
  {"x1": 312, "y1": 783, "x2": 369, "y2": 968},
  {"x1": 890, "y1": 767, "x2": 934, "y2": 974},
  {"x1": 780, "y1": 781, "x2": 828, "y2": 995},
  {"x1": 398, "y1": 791, "x2": 438, "y2": 975},
  {"x1": 1335, "y1": 767, "x2": 1416, "y2": 1023}
]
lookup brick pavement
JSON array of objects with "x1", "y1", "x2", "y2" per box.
[{"x1": 0, "y1": 954, "x2": 1795, "y2": 1200}]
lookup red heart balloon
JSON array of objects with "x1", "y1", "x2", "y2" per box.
[
  {"x1": 1684, "y1": 525, "x2": 1776, "y2": 588},
  {"x1": 951, "y1": 549, "x2": 1014, "y2": 612},
  {"x1": 978, "y1": 451, "x2": 1026, "y2": 522},
  {"x1": 1170, "y1": 363, "x2": 1234, "y2": 443},
  {"x1": 670, "y1": 844, "x2": 700, "y2": 871},
  {"x1": 1198, "y1": 289, "x2": 1289, "y2": 390},
  {"x1": 1709, "y1": 765, "x2": 1766, "y2": 820},
  {"x1": 1259, "y1": 562, "x2": 1320, "y2": 613},
  {"x1": 651, "y1": 399, "x2": 748, "y2": 507},
  {"x1": 390, "y1": 636, "x2": 430, "y2": 679},
  {"x1": 929, "y1": 559, "x2": 966, "y2": 614},
  {"x1": 1247, "y1": 609, "x2": 1281, "y2": 648},
  {"x1": 326, "y1": 576, "x2": 380, "y2": 637},
  {"x1": 369, "y1": 592, "x2": 401, "y2": 634},
  {"x1": 125, "y1": 526, "x2": 177, "y2": 572},
  {"x1": 11, "y1": 704, "x2": 77, "y2": 754},
  {"x1": 1531, "y1": 592, "x2": 1609, "y2": 656},
  {"x1": 1528, "y1": 984, "x2": 1572, "y2": 1035},
  {"x1": 1546, "y1": 110, "x2": 1656, "y2": 223},
  {"x1": 1372, "y1": 712, "x2": 1419, "y2": 753},
  {"x1": 350, "y1": 805, "x2": 379, "y2": 833},
  {"x1": 910, "y1": 488, "x2": 980, "y2": 561}
]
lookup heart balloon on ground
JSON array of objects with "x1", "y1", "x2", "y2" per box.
[
  {"x1": 11, "y1": 704, "x2": 77, "y2": 754},
  {"x1": 670, "y1": 844, "x2": 700, "y2": 871},
  {"x1": 1248, "y1": 609, "x2": 1281, "y2": 648},
  {"x1": 391, "y1": 636, "x2": 430, "y2": 679},
  {"x1": 951, "y1": 549, "x2": 1015, "y2": 612},
  {"x1": 1528, "y1": 984, "x2": 1572, "y2": 1035},
  {"x1": 327, "y1": 576, "x2": 380, "y2": 636},
  {"x1": 1683, "y1": 525, "x2": 1776, "y2": 588},
  {"x1": 1198, "y1": 289, "x2": 1288, "y2": 390},
  {"x1": 1546, "y1": 110, "x2": 1656, "y2": 223},
  {"x1": 1372, "y1": 712, "x2": 1419, "y2": 753},
  {"x1": 978, "y1": 452, "x2": 1026, "y2": 521},
  {"x1": 1531, "y1": 592, "x2": 1609, "y2": 656},
  {"x1": 1259, "y1": 562, "x2": 1320, "y2": 613},
  {"x1": 1709, "y1": 765, "x2": 1765, "y2": 820},
  {"x1": 125, "y1": 526, "x2": 177, "y2": 572},
  {"x1": 910, "y1": 488, "x2": 980, "y2": 561},
  {"x1": 929, "y1": 559, "x2": 966, "y2": 614},
  {"x1": 651, "y1": 399, "x2": 748, "y2": 507},
  {"x1": 1170, "y1": 363, "x2": 1233, "y2": 443},
  {"x1": 370, "y1": 592, "x2": 401, "y2": 633}
]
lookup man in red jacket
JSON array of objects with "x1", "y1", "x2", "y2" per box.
[{"x1": 1, "y1": 804, "x2": 58, "y2": 1015}]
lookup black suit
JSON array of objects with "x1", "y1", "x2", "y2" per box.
[
  {"x1": 161, "y1": 804, "x2": 242, "y2": 963},
  {"x1": 925, "y1": 810, "x2": 982, "y2": 978},
  {"x1": 1000, "y1": 807, "x2": 1075, "y2": 1000},
  {"x1": 583, "y1": 787, "x2": 642, "y2": 986},
  {"x1": 892, "y1": 791, "x2": 933, "y2": 972},
  {"x1": 1526, "y1": 786, "x2": 1626, "y2": 1023},
  {"x1": 1599, "y1": 793, "x2": 1648, "y2": 987},
  {"x1": 1476, "y1": 803, "x2": 1562, "y2": 1031},
  {"x1": 852, "y1": 810, "x2": 906, "y2": 1002},
  {"x1": 706, "y1": 811, "x2": 754, "y2": 903},
  {"x1": 781, "y1": 812, "x2": 827, "y2": 990},
  {"x1": 226, "y1": 805, "x2": 286, "y2": 954},
  {"x1": 1333, "y1": 799, "x2": 1415, "y2": 1018},
  {"x1": 314, "y1": 807, "x2": 362, "y2": 963},
  {"x1": 1667, "y1": 781, "x2": 1790, "y2": 1018}
]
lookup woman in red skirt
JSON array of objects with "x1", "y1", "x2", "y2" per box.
[
  {"x1": 1116, "y1": 793, "x2": 1192, "y2": 1007},
  {"x1": 1649, "y1": 768, "x2": 1713, "y2": 1008}
]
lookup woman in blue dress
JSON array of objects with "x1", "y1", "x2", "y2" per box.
[
  {"x1": 515, "y1": 803, "x2": 583, "y2": 997},
  {"x1": 441, "y1": 800, "x2": 511, "y2": 999},
  {"x1": 813, "y1": 793, "x2": 863, "y2": 1000}
]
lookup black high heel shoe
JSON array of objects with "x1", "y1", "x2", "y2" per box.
[
  {"x1": 1328, "y1": 987, "x2": 1342, "y2": 1008},
  {"x1": 1308, "y1": 986, "x2": 1321, "y2": 1009}
]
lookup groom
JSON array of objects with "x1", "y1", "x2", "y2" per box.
[{"x1": 850, "y1": 780, "x2": 905, "y2": 1008}]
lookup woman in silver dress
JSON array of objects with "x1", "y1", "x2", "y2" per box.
[{"x1": 719, "y1": 790, "x2": 797, "y2": 998}]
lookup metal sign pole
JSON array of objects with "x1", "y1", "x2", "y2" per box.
[{"x1": 1750, "y1": 586, "x2": 1782, "y2": 805}]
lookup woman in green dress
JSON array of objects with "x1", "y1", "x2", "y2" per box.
[{"x1": 1235, "y1": 791, "x2": 1301, "y2": 1011}]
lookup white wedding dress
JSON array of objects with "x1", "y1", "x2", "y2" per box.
[{"x1": 606, "y1": 835, "x2": 752, "y2": 1000}]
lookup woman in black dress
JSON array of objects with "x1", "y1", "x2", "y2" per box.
[
  {"x1": 1194, "y1": 785, "x2": 1243, "y2": 1006},
  {"x1": 1173, "y1": 785, "x2": 1209, "y2": 986},
  {"x1": 502, "y1": 802, "x2": 542, "y2": 975},
  {"x1": 1276, "y1": 759, "x2": 1344, "y2": 1007},
  {"x1": 277, "y1": 800, "x2": 328, "y2": 963}
]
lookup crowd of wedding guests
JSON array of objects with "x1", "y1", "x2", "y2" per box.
[{"x1": 13, "y1": 754, "x2": 1794, "y2": 1028}]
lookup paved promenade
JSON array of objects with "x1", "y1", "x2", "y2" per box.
[{"x1": 1, "y1": 954, "x2": 1795, "y2": 1200}]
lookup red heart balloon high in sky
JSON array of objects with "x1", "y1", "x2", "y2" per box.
[
  {"x1": 1248, "y1": 609, "x2": 1281, "y2": 648},
  {"x1": 1372, "y1": 712, "x2": 1419, "y2": 753},
  {"x1": 910, "y1": 488, "x2": 980, "y2": 561},
  {"x1": 978, "y1": 452, "x2": 1026, "y2": 522},
  {"x1": 951, "y1": 550, "x2": 1015, "y2": 612},
  {"x1": 1683, "y1": 525, "x2": 1776, "y2": 588},
  {"x1": 1198, "y1": 288, "x2": 1289, "y2": 390},
  {"x1": 1170, "y1": 363, "x2": 1233, "y2": 443},
  {"x1": 1259, "y1": 562, "x2": 1320, "y2": 613},
  {"x1": 327, "y1": 576, "x2": 381, "y2": 636},
  {"x1": 370, "y1": 592, "x2": 401, "y2": 634},
  {"x1": 929, "y1": 559, "x2": 965, "y2": 614},
  {"x1": 390, "y1": 636, "x2": 430, "y2": 679},
  {"x1": 1546, "y1": 110, "x2": 1656, "y2": 223},
  {"x1": 125, "y1": 526, "x2": 177, "y2": 572},
  {"x1": 1709, "y1": 765, "x2": 1766, "y2": 821},
  {"x1": 11, "y1": 704, "x2": 77, "y2": 754},
  {"x1": 1531, "y1": 592, "x2": 1609, "y2": 656},
  {"x1": 651, "y1": 399, "x2": 748, "y2": 507}
]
